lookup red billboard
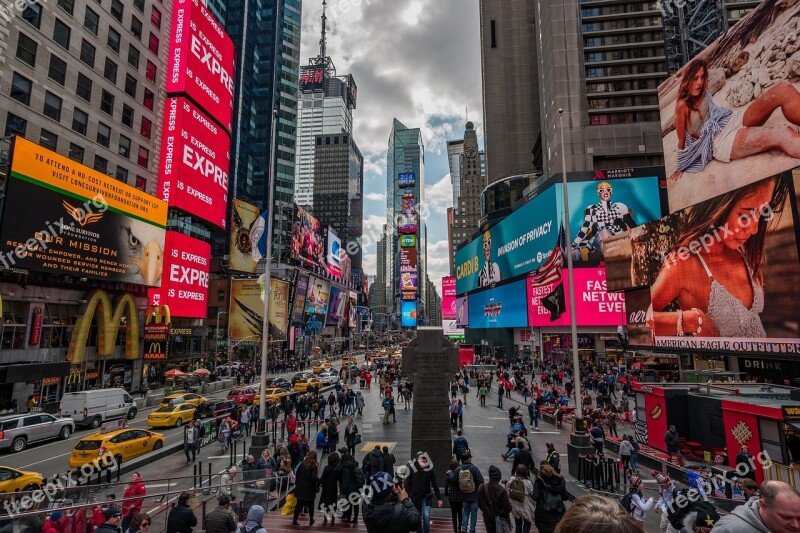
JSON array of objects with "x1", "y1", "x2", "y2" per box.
[
  {"x1": 158, "y1": 97, "x2": 230, "y2": 229},
  {"x1": 147, "y1": 231, "x2": 211, "y2": 318},
  {"x1": 167, "y1": 0, "x2": 235, "y2": 132},
  {"x1": 442, "y1": 276, "x2": 456, "y2": 320}
]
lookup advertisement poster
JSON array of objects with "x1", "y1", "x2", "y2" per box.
[
  {"x1": 468, "y1": 279, "x2": 529, "y2": 329},
  {"x1": 455, "y1": 296, "x2": 469, "y2": 327},
  {"x1": 229, "y1": 279, "x2": 288, "y2": 342},
  {"x1": 400, "y1": 247, "x2": 417, "y2": 272},
  {"x1": 147, "y1": 231, "x2": 211, "y2": 318},
  {"x1": 348, "y1": 291, "x2": 358, "y2": 328},
  {"x1": 400, "y1": 272, "x2": 418, "y2": 292},
  {"x1": 442, "y1": 276, "x2": 456, "y2": 320},
  {"x1": 229, "y1": 198, "x2": 260, "y2": 273},
  {"x1": 658, "y1": 0, "x2": 800, "y2": 212},
  {"x1": 167, "y1": 0, "x2": 235, "y2": 132},
  {"x1": 291, "y1": 206, "x2": 327, "y2": 272},
  {"x1": 158, "y1": 97, "x2": 230, "y2": 229},
  {"x1": 1, "y1": 137, "x2": 167, "y2": 285},
  {"x1": 398, "y1": 172, "x2": 416, "y2": 188},
  {"x1": 291, "y1": 273, "x2": 309, "y2": 324},
  {"x1": 400, "y1": 235, "x2": 416, "y2": 247},
  {"x1": 304, "y1": 276, "x2": 330, "y2": 323},
  {"x1": 327, "y1": 227, "x2": 342, "y2": 277},
  {"x1": 606, "y1": 172, "x2": 800, "y2": 353},
  {"x1": 401, "y1": 301, "x2": 417, "y2": 328},
  {"x1": 443, "y1": 319, "x2": 465, "y2": 338},
  {"x1": 326, "y1": 286, "x2": 347, "y2": 326}
]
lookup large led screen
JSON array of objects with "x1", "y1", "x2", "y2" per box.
[
  {"x1": 229, "y1": 198, "x2": 260, "y2": 273},
  {"x1": 291, "y1": 273, "x2": 309, "y2": 324},
  {"x1": 147, "y1": 231, "x2": 210, "y2": 318},
  {"x1": 292, "y1": 206, "x2": 326, "y2": 272},
  {"x1": 401, "y1": 301, "x2": 417, "y2": 328},
  {"x1": 442, "y1": 276, "x2": 456, "y2": 320},
  {"x1": 527, "y1": 268, "x2": 626, "y2": 327},
  {"x1": 229, "y1": 279, "x2": 288, "y2": 342},
  {"x1": 468, "y1": 279, "x2": 529, "y2": 329},
  {"x1": 455, "y1": 296, "x2": 469, "y2": 327},
  {"x1": 326, "y1": 286, "x2": 347, "y2": 326},
  {"x1": 304, "y1": 276, "x2": 330, "y2": 324}
]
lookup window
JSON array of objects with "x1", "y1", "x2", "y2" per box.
[
  {"x1": 140, "y1": 117, "x2": 152, "y2": 139},
  {"x1": 96, "y1": 122, "x2": 111, "y2": 147},
  {"x1": 22, "y1": 3, "x2": 42, "y2": 28},
  {"x1": 148, "y1": 33, "x2": 159, "y2": 55},
  {"x1": 124, "y1": 74, "x2": 138, "y2": 97},
  {"x1": 16, "y1": 33, "x2": 37, "y2": 67},
  {"x1": 53, "y1": 19, "x2": 70, "y2": 50},
  {"x1": 118, "y1": 135, "x2": 131, "y2": 158},
  {"x1": 135, "y1": 175, "x2": 146, "y2": 190},
  {"x1": 137, "y1": 146, "x2": 149, "y2": 167},
  {"x1": 57, "y1": 0, "x2": 74, "y2": 14},
  {"x1": 145, "y1": 60, "x2": 156, "y2": 82},
  {"x1": 151, "y1": 6, "x2": 161, "y2": 28},
  {"x1": 43, "y1": 92, "x2": 63, "y2": 121},
  {"x1": 68, "y1": 142, "x2": 84, "y2": 163},
  {"x1": 133, "y1": 0, "x2": 144, "y2": 13},
  {"x1": 115, "y1": 166, "x2": 128, "y2": 182},
  {"x1": 5, "y1": 113, "x2": 27, "y2": 137},
  {"x1": 143, "y1": 88, "x2": 154, "y2": 110},
  {"x1": 84, "y1": 7, "x2": 99, "y2": 35},
  {"x1": 130, "y1": 16, "x2": 142, "y2": 39},
  {"x1": 103, "y1": 58, "x2": 118, "y2": 83},
  {"x1": 93, "y1": 155, "x2": 108, "y2": 173},
  {"x1": 110, "y1": 0, "x2": 124, "y2": 22},
  {"x1": 107, "y1": 27, "x2": 121, "y2": 53},
  {"x1": 71, "y1": 108, "x2": 88, "y2": 135},
  {"x1": 39, "y1": 129, "x2": 58, "y2": 151},
  {"x1": 122, "y1": 104, "x2": 134, "y2": 128},
  {"x1": 128, "y1": 45, "x2": 140, "y2": 68},
  {"x1": 78, "y1": 40, "x2": 96, "y2": 68},
  {"x1": 76, "y1": 73, "x2": 93, "y2": 101},
  {"x1": 10, "y1": 73, "x2": 32, "y2": 106},
  {"x1": 48, "y1": 54, "x2": 67, "y2": 84},
  {"x1": 100, "y1": 90, "x2": 115, "y2": 115}
]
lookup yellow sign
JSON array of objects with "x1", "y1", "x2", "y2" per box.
[
  {"x1": 145, "y1": 305, "x2": 172, "y2": 325},
  {"x1": 360, "y1": 442, "x2": 396, "y2": 453},
  {"x1": 11, "y1": 137, "x2": 167, "y2": 225},
  {"x1": 67, "y1": 290, "x2": 139, "y2": 364}
]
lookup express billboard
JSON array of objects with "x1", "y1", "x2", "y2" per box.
[
  {"x1": 167, "y1": 0, "x2": 235, "y2": 132},
  {"x1": 147, "y1": 231, "x2": 210, "y2": 318},
  {"x1": 158, "y1": 97, "x2": 230, "y2": 229},
  {"x1": 527, "y1": 268, "x2": 626, "y2": 327},
  {"x1": 468, "y1": 279, "x2": 529, "y2": 329},
  {"x1": 292, "y1": 206, "x2": 326, "y2": 272},
  {"x1": 401, "y1": 301, "x2": 417, "y2": 328},
  {"x1": 327, "y1": 227, "x2": 342, "y2": 277},
  {"x1": 229, "y1": 279, "x2": 288, "y2": 342},
  {"x1": 0, "y1": 137, "x2": 168, "y2": 285},
  {"x1": 442, "y1": 276, "x2": 456, "y2": 320},
  {"x1": 658, "y1": 1, "x2": 800, "y2": 212}
]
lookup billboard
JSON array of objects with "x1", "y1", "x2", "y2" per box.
[
  {"x1": 658, "y1": 1, "x2": 800, "y2": 212},
  {"x1": 304, "y1": 276, "x2": 330, "y2": 323},
  {"x1": 398, "y1": 172, "x2": 416, "y2": 188},
  {"x1": 455, "y1": 296, "x2": 469, "y2": 327},
  {"x1": 292, "y1": 206, "x2": 326, "y2": 271},
  {"x1": 327, "y1": 227, "x2": 342, "y2": 277},
  {"x1": 348, "y1": 291, "x2": 358, "y2": 328},
  {"x1": 468, "y1": 279, "x2": 529, "y2": 329},
  {"x1": 229, "y1": 198, "x2": 260, "y2": 273},
  {"x1": 400, "y1": 272, "x2": 418, "y2": 292},
  {"x1": 327, "y1": 286, "x2": 347, "y2": 326},
  {"x1": 400, "y1": 234, "x2": 416, "y2": 247},
  {"x1": 442, "y1": 276, "x2": 456, "y2": 320},
  {"x1": 401, "y1": 301, "x2": 417, "y2": 328},
  {"x1": 147, "y1": 232, "x2": 210, "y2": 318},
  {"x1": 443, "y1": 319, "x2": 465, "y2": 338},
  {"x1": 397, "y1": 213, "x2": 418, "y2": 234},
  {"x1": 158, "y1": 97, "x2": 230, "y2": 229},
  {"x1": 291, "y1": 273, "x2": 309, "y2": 324},
  {"x1": 400, "y1": 247, "x2": 417, "y2": 272},
  {"x1": 167, "y1": 0, "x2": 235, "y2": 132},
  {"x1": 606, "y1": 172, "x2": 800, "y2": 354},
  {"x1": 229, "y1": 279, "x2": 288, "y2": 342},
  {"x1": 527, "y1": 268, "x2": 626, "y2": 327},
  {"x1": 1, "y1": 137, "x2": 167, "y2": 285},
  {"x1": 299, "y1": 66, "x2": 326, "y2": 91}
]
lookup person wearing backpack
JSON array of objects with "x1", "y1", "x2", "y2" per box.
[
  {"x1": 527, "y1": 400, "x2": 538, "y2": 430},
  {"x1": 447, "y1": 451, "x2": 484, "y2": 533},
  {"x1": 507, "y1": 465, "x2": 535, "y2": 533},
  {"x1": 530, "y1": 464, "x2": 571, "y2": 533},
  {"x1": 589, "y1": 422, "x2": 605, "y2": 456},
  {"x1": 452, "y1": 430, "x2": 469, "y2": 461},
  {"x1": 510, "y1": 442, "x2": 535, "y2": 477},
  {"x1": 622, "y1": 476, "x2": 654, "y2": 525},
  {"x1": 477, "y1": 465, "x2": 512, "y2": 533}
]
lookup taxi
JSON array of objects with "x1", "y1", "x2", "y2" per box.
[
  {"x1": 0, "y1": 466, "x2": 44, "y2": 493},
  {"x1": 312, "y1": 360, "x2": 332, "y2": 374},
  {"x1": 341, "y1": 356, "x2": 357, "y2": 366},
  {"x1": 160, "y1": 393, "x2": 206, "y2": 408},
  {"x1": 294, "y1": 377, "x2": 322, "y2": 393},
  {"x1": 69, "y1": 427, "x2": 165, "y2": 468},
  {"x1": 252, "y1": 388, "x2": 291, "y2": 405},
  {"x1": 147, "y1": 403, "x2": 197, "y2": 428}
]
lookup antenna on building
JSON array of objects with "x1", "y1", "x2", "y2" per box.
[
  {"x1": 466, "y1": 105, "x2": 469, "y2": 122},
  {"x1": 319, "y1": 0, "x2": 328, "y2": 60}
]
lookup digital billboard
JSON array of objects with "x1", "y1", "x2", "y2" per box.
[
  {"x1": 606, "y1": 172, "x2": 800, "y2": 354},
  {"x1": 158, "y1": 97, "x2": 230, "y2": 229},
  {"x1": 291, "y1": 273, "x2": 310, "y2": 324},
  {"x1": 299, "y1": 66, "x2": 326, "y2": 91},
  {"x1": 400, "y1": 234, "x2": 416, "y2": 247},
  {"x1": 443, "y1": 320, "x2": 465, "y2": 338},
  {"x1": 527, "y1": 268, "x2": 626, "y2": 327},
  {"x1": 401, "y1": 301, "x2": 417, "y2": 328},
  {"x1": 0, "y1": 137, "x2": 167, "y2": 285},
  {"x1": 400, "y1": 272, "x2": 418, "y2": 292},
  {"x1": 442, "y1": 276, "x2": 456, "y2": 320},
  {"x1": 327, "y1": 227, "x2": 342, "y2": 277},
  {"x1": 398, "y1": 173, "x2": 416, "y2": 188},
  {"x1": 147, "y1": 232, "x2": 210, "y2": 318},
  {"x1": 400, "y1": 247, "x2": 417, "y2": 272},
  {"x1": 397, "y1": 214, "x2": 418, "y2": 234},
  {"x1": 348, "y1": 291, "x2": 358, "y2": 328},
  {"x1": 327, "y1": 286, "x2": 347, "y2": 326},
  {"x1": 229, "y1": 279, "x2": 288, "y2": 342},
  {"x1": 229, "y1": 198, "x2": 260, "y2": 273},
  {"x1": 304, "y1": 276, "x2": 330, "y2": 323},
  {"x1": 291, "y1": 206, "x2": 326, "y2": 271},
  {"x1": 455, "y1": 296, "x2": 469, "y2": 327},
  {"x1": 658, "y1": 1, "x2": 800, "y2": 212},
  {"x1": 468, "y1": 279, "x2": 529, "y2": 329},
  {"x1": 167, "y1": 0, "x2": 235, "y2": 132}
]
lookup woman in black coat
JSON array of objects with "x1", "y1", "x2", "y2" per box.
[
  {"x1": 292, "y1": 451, "x2": 320, "y2": 527},
  {"x1": 320, "y1": 452, "x2": 341, "y2": 525}
]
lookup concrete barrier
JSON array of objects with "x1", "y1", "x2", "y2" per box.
[{"x1": 145, "y1": 392, "x2": 165, "y2": 407}]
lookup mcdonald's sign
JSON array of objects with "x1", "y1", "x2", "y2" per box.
[
  {"x1": 66, "y1": 370, "x2": 82, "y2": 386},
  {"x1": 143, "y1": 343, "x2": 167, "y2": 360},
  {"x1": 146, "y1": 305, "x2": 171, "y2": 325},
  {"x1": 67, "y1": 290, "x2": 139, "y2": 365}
]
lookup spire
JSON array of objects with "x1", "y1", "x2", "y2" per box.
[{"x1": 319, "y1": 0, "x2": 327, "y2": 60}]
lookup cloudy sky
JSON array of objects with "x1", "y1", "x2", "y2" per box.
[{"x1": 299, "y1": 0, "x2": 484, "y2": 297}]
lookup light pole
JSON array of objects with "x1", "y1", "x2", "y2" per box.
[
  {"x1": 558, "y1": 108, "x2": 585, "y2": 433},
  {"x1": 215, "y1": 311, "x2": 227, "y2": 367}
]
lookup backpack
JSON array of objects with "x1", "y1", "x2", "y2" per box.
[
  {"x1": 540, "y1": 485, "x2": 563, "y2": 512},
  {"x1": 508, "y1": 478, "x2": 526, "y2": 503},
  {"x1": 352, "y1": 465, "x2": 366, "y2": 487},
  {"x1": 458, "y1": 467, "x2": 476, "y2": 494},
  {"x1": 620, "y1": 489, "x2": 640, "y2": 514}
]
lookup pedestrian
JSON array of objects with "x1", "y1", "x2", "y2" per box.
[
  {"x1": 121, "y1": 473, "x2": 146, "y2": 533},
  {"x1": 664, "y1": 425, "x2": 682, "y2": 464},
  {"x1": 619, "y1": 434, "x2": 632, "y2": 474},
  {"x1": 240, "y1": 406, "x2": 250, "y2": 438},
  {"x1": 166, "y1": 493, "x2": 197, "y2": 533},
  {"x1": 628, "y1": 435, "x2": 639, "y2": 474},
  {"x1": 362, "y1": 445, "x2": 385, "y2": 477},
  {"x1": 217, "y1": 467, "x2": 238, "y2": 505},
  {"x1": 96, "y1": 507, "x2": 124, "y2": 533},
  {"x1": 507, "y1": 465, "x2": 536, "y2": 533},
  {"x1": 241, "y1": 505, "x2": 267, "y2": 533},
  {"x1": 444, "y1": 458, "x2": 463, "y2": 533},
  {"x1": 328, "y1": 417, "x2": 340, "y2": 452},
  {"x1": 336, "y1": 449, "x2": 363, "y2": 524},
  {"x1": 407, "y1": 452, "x2": 443, "y2": 533},
  {"x1": 452, "y1": 430, "x2": 469, "y2": 462},
  {"x1": 713, "y1": 480, "x2": 800, "y2": 532},
  {"x1": 292, "y1": 451, "x2": 320, "y2": 527},
  {"x1": 344, "y1": 417, "x2": 360, "y2": 456},
  {"x1": 497, "y1": 381, "x2": 504, "y2": 409},
  {"x1": 184, "y1": 421, "x2": 198, "y2": 463},
  {"x1": 390, "y1": 395, "x2": 397, "y2": 423},
  {"x1": 734, "y1": 445, "x2": 756, "y2": 481},
  {"x1": 140, "y1": 380, "x2": 148, "y2": 400},
  {"x1": 356, "y1": 392, "x2": 366, "y2": 417},
  {"x1": 555, "y1": 494, "x2": 644, "y2": 532},
  {"x1": 652, "y1": 472, "x2": 678, "y2": 533},
  {"x1": 527, "y1": 400, "x2": 538, "y2": 430},
  {"x1": 479, "y1": 383, "x2": 488, "y2": 406},
  {"x1": 531, "y1": 464, "x2": 571, "y2": 533},
  {"x1": 447, "y1": 451, "x2": 484, "y2": 533},
  {"x1": 315, "y1": 426, "x2": 328, "y2": 456},
  {"x1": 589, "y1": 422, "x2": 605, "y2": 456},
  {"x1": 320, "y1": 452, "x2": 341, "y2": 525},
  {"x1": 204, "y1": 496, "x2": 236, "y2": 533},
  {"x1": 361, "y1": 472, "x2": 422, "y2": 533},
  {"x1": 606, "y1": 412, "x2": 618, "y2": 438},
  {"x1": 124, "y1": 513, "x2": 151, "y2": 533},
  {"x1": 450, "y1": 399, "x2": 459, "y2": 429},
  {"x1": 218, "y1": 419, "x2": 231, "y2": 453},
  {"x1": 624, "y1": 476, "x2": 654, "y2": 526},
  {"x1": 477, "y1": 465, "x2": 512, "y2": 533},
  {"x1": 511, "y1": 441, "x2": 535, "y2": 477},
  {"x1": 382, "y1": 446, "x2": 396, "y2": 475},
  {"x1": 42, "y1": 511, "x2": 69, "y2": 533}
]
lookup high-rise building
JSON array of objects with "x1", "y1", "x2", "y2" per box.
[{"x1": 447, "y1": 122, "x2": 485, "y2": 273}]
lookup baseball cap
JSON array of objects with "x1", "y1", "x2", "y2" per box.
[{"x1": 103, "y1": 506, "x2": 123, "y2": 519}]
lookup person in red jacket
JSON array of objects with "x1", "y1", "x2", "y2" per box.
[
  {"x1": 121, "y1": 473, "x2": 146, "y2": 532},
  {"x1": 287, "y1": 412, "x2": 297, "y2": 435},
  {"x1": 41, "y1": 511, "x2": 69, "y2": 533},
  {"x1": 72, "y1": 504, "x2": 87, "y2": 533},
  {"x1": 91, "y1": 495, "x2": 116, "y2": 529}
]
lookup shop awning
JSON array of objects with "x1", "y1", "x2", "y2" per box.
[{"x1": 0, "y1": 362, "x2": 71, "y2": 383}]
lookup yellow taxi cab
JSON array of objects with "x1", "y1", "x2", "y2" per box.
[
  {"x1": 147, "y1": 403, "x2": 197, "y2": 428},
  {"x1": 341, "y1": 356, "x2": 357, "y2": 366},
  {"x1": 294, "y1": 377, "x2": 322, "y2": 393},
  {"x1": 312, "y1": 360, "x2": 332, "y2": 374},
  {"x1": 69, "y1": 427, "x2": 165, "y2": 468},
  {"x1": 160, "y1": 393, "x2": 206, "y2": 407},
  {"x1": 0, "y1": 466, "x2": 44, "y2": 493},
  {"x1": 253, "y1": 388, "x2": 291, "y2": 405}
]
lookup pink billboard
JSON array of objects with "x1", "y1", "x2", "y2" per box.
[
  {"x1": 158, "y1": 97, "x2": 230, "y2": 229},
  {"x1": 167, "y1": 0, "x2": 235, "y2": 132},
  {"x1": 148, "y1": 231, "x2": 211, "y2": 318},
  {"x1": 528, "y1": 268, "x2": 627, "y2": 327},
  {"x1": 442, "y1": 276, "x2": 456, "y2": 320}
]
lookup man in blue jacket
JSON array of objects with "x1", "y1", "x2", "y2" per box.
[{"x1": 447, "y1": 451, "x2": 484, "y2": 533}]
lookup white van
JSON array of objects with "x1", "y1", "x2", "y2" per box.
[{"x1": 58, "y1": 389, "x2": 138, "y2": 429}]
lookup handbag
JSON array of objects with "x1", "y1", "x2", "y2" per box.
[
  {"x1": 495, "y1": 517, "x2": 513, "y2": 533},
  {"x1": 354, "y1": 434, "x2": 362, "y2": 445},
  {"x1": 281, "y1": 493, "x2": 297, "y2": 516}
]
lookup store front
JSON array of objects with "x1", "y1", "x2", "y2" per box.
[
  {"x1": 535, "y1": 328, "x2": 620, "y2": 365},
  {"x1": 733, "y1": 356, "x2": 800, "y2": 387}
]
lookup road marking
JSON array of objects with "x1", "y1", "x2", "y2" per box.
[
  {"x1": 463, "y1": 425, "x2": 493, "y2": 429},
  {"x1": 146, "y1": 483, "x2": 172, "y2": 488},
  {"x1": 19, "y1": 451, "x2": 73, "y2": 469},
  {"x1": 361, "y1": 441, "x2": 395, "y2": 452},
  {"x1": 203, "y1": 455, "x2": 231, "y2": 460},
  {"x1": 530, "y1": 431, "x2": 560, "y2": 434},
  {"x1": 489, "y1": 417, "x2": 509, "y2": 420}
]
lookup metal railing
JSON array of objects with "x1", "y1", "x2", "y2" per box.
[
  {"x1": 763, "y1": 462, "x2": 800, "y2": 489},
  {"x1": 576, "y1": 454, "x2": 623, "y2": 493}
]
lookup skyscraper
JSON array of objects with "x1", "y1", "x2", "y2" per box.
[{"x1": 447, "y1": 122, "x2": 485, "y2": 274}]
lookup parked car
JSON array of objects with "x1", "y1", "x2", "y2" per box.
[
  {"x1": 294, "y1": 378, "x2": 322, "y2": 393},
  {"x1": 196, "y1": 400, "x2": 239, "y2": 420},
  {"x1": 69, "y1": 427, "x2": 164, "y2": 468},
  {"x1": 318, "y1": 370, "x2": 339, "y2": 385},
  {"x1": 227, "y1": 388, "x2": 257, "y2": 405},
  {"x1": 0, "y1": 467, "x2": 44, "y2": 492},
  {"x1": 59, "y1": 389, "x2": 137, "y2": 429},
  {"x1": 0, "y1": 413, "x2": 75, "y2": 453}
]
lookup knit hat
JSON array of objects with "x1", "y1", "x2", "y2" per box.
[
  {"x1": 371, "y1": 472, "x2": 394, "y2": 496},
  {"x1": 629, "y1": 476, "x2": 642, "y2": 488},
  {"x1": 50, "y1": 511, "x2": 64, "y2": 521},
  {"x1": 693, "y1": 502, "x2": 720, "y2": 528},
  {"x1": 656, "y1": 473, "x2": 671, "y2": 486},
  {"x1": 650, "y1": 469, "x2": 661, "y2": 478},
  {"x1": 103, "y1": 506, "x2": 123, "y2": 519},
  {"x1": 489, "y1": 465, "x2": 502, "y2": 482}
]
